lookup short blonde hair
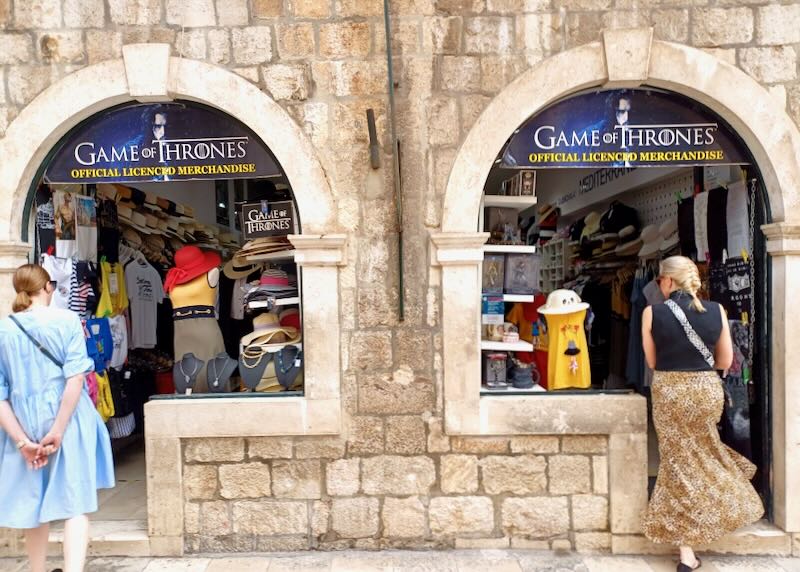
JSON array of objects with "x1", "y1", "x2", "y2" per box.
[{"x1": 659, "y1": 255, "x2": 706, "y2": 313}]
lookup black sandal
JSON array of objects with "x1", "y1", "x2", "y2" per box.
[{"x1": 677, "y1": 557, "x2": 702, "y2": 571}]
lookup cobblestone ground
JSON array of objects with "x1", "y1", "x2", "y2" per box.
[{"x1": 1, "y1": 551, "x2": 799, "y2": 571}]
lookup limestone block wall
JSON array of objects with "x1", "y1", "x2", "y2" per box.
[
  {"x1": 180, "y1": 434, "x2": 610, "y2": 552},
  {"x1": 1, "y1": 0, "x2": 800, "y2": 556}
]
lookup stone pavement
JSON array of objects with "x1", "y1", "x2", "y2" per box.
[{"x1": 1, "y1": 551, "x2": 799, "y2": 571}]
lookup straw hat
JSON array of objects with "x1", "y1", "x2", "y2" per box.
[
  {"x1": 240, "y1": 313, "x2": 301, "y2": 347},
  {"x1": 638, "y1": 224, "x2": 661, "y2": 259}
]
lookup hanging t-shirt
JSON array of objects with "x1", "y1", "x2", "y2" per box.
[
  {"x1": 726, "y1": 181, "x2": 750, "y2": 259},
  {"x1": 85, "y1": 317, "x2": 113, "y2": 374},
  {"x1": 546, "y1": 309, "x2": 591, "y2": 391},
  {"x1": 107, "y1": 314, "x2": 129, "y2": 369},
  {"x1": 41, "y1": 254, "x2": 73, "y2": 310},
  {"x1": 97, "y1": 261, "x2": 129, "y2": 317},
  {"x1": 74, "y1": 195, "x2": 98, "y2": 262},
  {"x1": 35, "y1": 197, "x2": 56, "y2": 259},
  {"x1": 53, "y1": 190, "x2": 77, "y2": 259},
  {"x1": 125, "y1": 259, "x2": 164, "y2": 349},
  {"x1": 693, "y1": 191, "x2": 710, "y2": 262}
]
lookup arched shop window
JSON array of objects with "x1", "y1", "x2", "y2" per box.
[
  {"x1": 478, "y1": 88, "x2": 771, "y2": 508},
  {"x1": 27, "y1": 100, "x2": 308, "y2": 435}
]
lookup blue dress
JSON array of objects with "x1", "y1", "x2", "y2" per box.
[{"x1": 0, "y1": 307, "x2": 115, "y2": 528}]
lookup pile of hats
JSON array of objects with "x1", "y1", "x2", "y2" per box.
[
  {"x1": 98, "y1": 183, "x2": 239, "y2": 252},
  {"x1": 638, "y1": 217, "x2": 679, "y2": 259},
  {"x1": 243, "y1": 268, "x2": 298, "y2": 304},
  {"x1": 577, "y1": 201, "x2": 641, "y2": 260},
  {"x1": 237, "y1": 236, "x2": 294, "y2": 258},
  {"x1": 238, "y1": 310, "x2": 303, "y2": 393}
]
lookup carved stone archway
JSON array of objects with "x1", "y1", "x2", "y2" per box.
[{"x1": 432, "y1": 29, "x2": 800, "y2": 537}]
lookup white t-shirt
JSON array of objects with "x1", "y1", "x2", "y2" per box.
[
  {"x1": 124, "y1": 260, "x2": 164, "y2": 349},
  {"x1": 107, "y1": 314, "x2": 129, "y2": 369},
  {"x1": 41, "y1": 254, "x2": 73, "y2": 310}
]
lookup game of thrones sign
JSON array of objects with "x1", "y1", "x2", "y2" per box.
[
  {"x1": 45, "y1": 101, "x2": 281, "y2": 183},
  {"x1": 501, "y1": 89, "x2": 749, "y2": 168},
  {"x1": 240, "y1": 200, "x2": 296, "y2": 240}
]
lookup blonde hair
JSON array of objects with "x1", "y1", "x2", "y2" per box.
[
  {"x1": 12, "y1": 264, "x2": 50, "y2": 313},
  {"x1": 659, "y1": 255, "x2": 706, "y2": 313}
]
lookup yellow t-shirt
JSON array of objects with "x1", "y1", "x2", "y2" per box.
[
  {"x1": 545, "y1": 309, "x2": 591, "y2": 390},
  {"x1": 96, "y1": 261, "x2": 129, "y2": 317}
]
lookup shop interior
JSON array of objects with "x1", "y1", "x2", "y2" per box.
[
  {"x1": 478, "y1": 163, "x2": 771, "y2": 507},
  {"x1": 30, "y1": 174, "x2": 303, "y2": 523}
]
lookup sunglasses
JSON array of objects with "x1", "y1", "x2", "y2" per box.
[{"x1": 46, "y1": 280, "x2": 57, "y2": 292}]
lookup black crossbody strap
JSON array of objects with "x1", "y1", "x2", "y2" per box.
[{"x1": 9, "y1": 315, "x2": 64, "y2": 368}]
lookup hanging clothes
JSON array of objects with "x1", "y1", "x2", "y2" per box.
[
  {"x1": 693, "y1": 191, "x2": 710, "y2": 262},
  {"x1": 85, "y1": 317, "x2": 113, "y2": 374},
  {"x1": 678, "y1": 196, "x2": 696, "y2": 260},
  {"x1": 707, "y1": 186, "x2": 728, "y2": 264},
  {"x1": 53, "y1": 190, "x2": 77, "y2": 259},
  {"x1": 625, "y1": 274, "x2": 648, "y2": 392},
  {"x1": 107, "y1": 314, "x2": 129, "y2": 370},
  {"x1": 96, "y1": 198, "x2": 120, "y2": 264},
  {"x1": 545, "y1": 309, "x2": 591, "y2": 390},
  {"x1": 34, "y1": 187, "x2": 56, "y2": 260},
  {"x1": 74, "y1": 195, "x2": 98, "y2": 262},
  {"x1": 726, "y1": 180, "x2": 750, "y2": 259},
  {"x1": 96, "y1": 261, "x2": 129, "y2": 317},
  {"x1": 125, "y1": 258, "x2": 165, "y2": 349},
  {"x1": 41, "y1": 254, "x2": 73, "y2": 310}
]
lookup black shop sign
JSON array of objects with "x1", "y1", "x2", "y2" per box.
[{"x1": 240, "y1": 201, "x2": 296, "y2": 239}]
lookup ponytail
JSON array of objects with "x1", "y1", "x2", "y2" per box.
[
  {"x1": 11, "y1": 264, "x2": 50, "y2": 313},
  {"x1": 12, "y1": 291, "x2": 32, "y2": 313}
]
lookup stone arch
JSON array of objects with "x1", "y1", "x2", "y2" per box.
[
  {"x1": 0, "y1": 44, "x2": 338, "y2": 242},
  {"x1": 440, "y1": 30, "x2": 800, "y2": 231}
]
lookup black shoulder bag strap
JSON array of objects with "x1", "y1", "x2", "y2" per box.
[{"x1": 9, "y1": 314, "x2": 64, "y2": 368}]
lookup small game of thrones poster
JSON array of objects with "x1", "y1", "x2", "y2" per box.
[{"x1": 240, "y1": 201, "x2": 296, "y2": 239}]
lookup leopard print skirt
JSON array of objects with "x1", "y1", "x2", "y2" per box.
[{"x1": 642, "y1": 370, "x2": 764, "y2": 546}]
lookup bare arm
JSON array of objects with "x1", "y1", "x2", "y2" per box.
[
  {"x1": 41, "y1": 374, "x2": 85, "y2": 451},
  {"x1": 642, "y1": 306, "x2": 657, "y2": 370},
  {"x1": 714, "y1": 305, "x2": 734, "y2": 370}
]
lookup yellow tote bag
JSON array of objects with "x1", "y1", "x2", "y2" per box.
[{"x1": 95, "y1": 371, "x2": 115, "y2": 422}]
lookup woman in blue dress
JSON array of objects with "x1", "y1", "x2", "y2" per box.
[{"x1": 0, "y1": 264, "x2": 114, "y2": 572}]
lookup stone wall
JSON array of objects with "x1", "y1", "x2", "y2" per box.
[
  {"x1": 1, "y1": 0, "x2": 799, "y2": 555},
  {"x1": 181, "y1": 434, "x2": 610, "y2": 551}
]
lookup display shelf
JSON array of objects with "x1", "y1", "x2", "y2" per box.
[
  {"x1": 481, "y1": 385, "x2": 547, "y2": 395},
  {"x1": 483, "y1": 195, "x2": 537, "y2": 210},
  {"x1": 502, "y1": 294, "x2": 535, "y2": 303},
  {"x1": 239, "y1": 342, "x2": 303, "y2": 354},
  {"x1": 480, "y1": 340, "x2": 534, "y2": 352},
  {"x1": 482, "y1": 244, "x2": 538, "y2": 254},
  {"x1": 247, "y1": 297, "x2": 300, "y2": 309},
  {"x1": 245, "y1": 250, "x2": 296, "y2": 262}
]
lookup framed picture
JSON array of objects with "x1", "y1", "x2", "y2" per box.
[
  {"x1": 504, "y1": 253, "x2": 541, "y2": 294},
  {"x1": 482, "y1": 254, "x2": 505, "y2": 294},
  {"x1": 520, "y1": 171, "x2": 535, "y2": 196}
]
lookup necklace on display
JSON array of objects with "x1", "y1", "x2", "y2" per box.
[
  {"x1": 209, "y1": 356, "x2": 230, "y2": 389},
  {"x1": 179, "y1": 358, "x2": 201, "y2": 385}
]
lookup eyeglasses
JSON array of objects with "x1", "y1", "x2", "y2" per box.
[{"x1": 47, "y1": 280, "x2": 57, "y2": 292}]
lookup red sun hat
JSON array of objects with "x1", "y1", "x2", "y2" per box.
[{"x1": 164, "y1": 245, "x2": 221, "y2": 293}]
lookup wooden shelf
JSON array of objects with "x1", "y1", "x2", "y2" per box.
[
  {"x1": 481, "y1": 340, "x2": 534, "y2": 352},
  {"x1": 248, "y1": 297, "x2": 299, "y2": 309},
  {"x1": 483, "y1": 244, "x2": 537, "y2": 254},
  {"x1": 483, "y1": 195, "x2": 537, "y2": 210},
  {"x1": 245, "y1": 250, "x2": 296, "y2": 262}
]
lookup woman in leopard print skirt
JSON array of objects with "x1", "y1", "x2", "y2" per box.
[{"x1": 641, "y1": 256, "x2": 763, "y2": 572}]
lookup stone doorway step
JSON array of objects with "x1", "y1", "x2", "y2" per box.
[
  {"x1": 614, "y1": 520, "x2": 795, "y2": 556},
  {"x1": 48, "y1": 519, "x2": 150, "y2": 557}
]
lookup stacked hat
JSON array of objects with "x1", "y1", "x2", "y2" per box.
[
  {"x1": 614, "y1": 225, "x2": 643, "y2": 256},
  {"x1": 638, "y1": 224, "x2": 661, "y2": 259},
  {"x1": 240, "y1": 312, "x2": 301, "y2": 347},
  {"x1": 238, "y1": 236, "x2": 293, "y2": 257},
  {"x1": 122, "y1": 227, "x2": 143, "y2": 249},
  {"x1": 599, "y1": 201, "x2": 640, "y2": 234},
  {"x1": 659, "y1": 217, "x2": 679, "y2": 252},
  {"x1": 538, "y1": 289, "x2": 590, "y2": 315}
]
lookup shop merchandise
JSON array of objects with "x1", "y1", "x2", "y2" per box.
[
  {"x1": 41, "y1": 254, "x2": 73, "y2": 310},
  {"x1": 173, "y1": 353, "x2": 205, "y2": 394},
  {"x1": 726, "y1": 181, "x2": 750, "y2": 258},
  {"x1": 167, "y1": 246, "x2": 225, "y2": 393},
  {"x1": 206, "y1": 353, "x2": 238, "y2": 393},
  {"x1": 96, "y1": 198, "x2": 120, "y2": 263},
  {"x1": 35, "y1": 188, "x2": 56, "y2": 259},
  {"x1": 707, "y1": 186, "x2": 728, "y2": 263},
  {"x1": 53, "y1": 189, "x2": 78, "y2": 258},
  {"x1": 677, "y1": 196, "x2": 696, "y2": 259},
  {"x1": 125, "y1": 258, "x2": 165, "y2": 349},
  {"x1": 538, "y1": 290, "x2": 591, "y2": 390},
  {"x1": 75, "y1": 194, "x2": 98, "y2": 262},
  {"x1": 107, "y1": 314, "x2": 129, "y2": 370},
  {"x1": 85, "y1": 317, "x2": 113, "y2": 374},
  {"x1": 96, "y1": 260, "x2": 129, "y2": 317},
  {"x1": 693, "y1": 191, "x2": 710, "y2": 262}
]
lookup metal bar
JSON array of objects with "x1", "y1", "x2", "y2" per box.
[{"x1": 383, "y1": 0, "x2": 404, "y2": 321}]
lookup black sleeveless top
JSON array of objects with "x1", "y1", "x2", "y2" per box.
[{"x1": 651, "y1": 291, "x2": 723, "y2": 371}]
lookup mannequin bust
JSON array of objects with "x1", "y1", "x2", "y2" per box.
[
  {"x1": 206, "y1": 352, "x2": 237, "y2": 393},
  {"x1": 173, "y1": 353, "x2": 205, "y2": 395}
]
